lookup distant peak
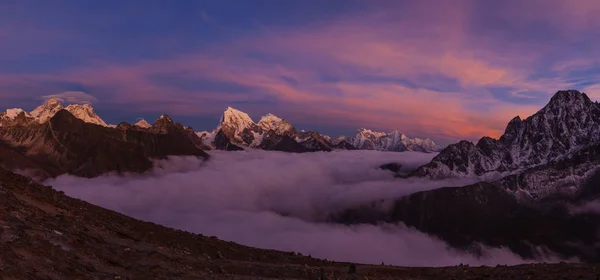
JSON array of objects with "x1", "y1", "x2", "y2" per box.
[
  {"x1": 224, "y1": 106, "x2": 244, "y2": 113},
  {"x1": 30, "y1": 98, "x2": 65, "y2": 123},
  {"x1": 64, "y1": 103, "x2": 107, "y2": 126},
  {"x1": 258, "y1": 113, "x2": 282, "y2": 122},
  {"x1": 65, "y1": 103, "x2": 94, "y2": 110},
  {"x1": 219, "y1": 106, "x2": 254, "y2": 127},
  {"x1": 548, "y1": 90, "x2": 591, "y2": 106},
  {"x1": 357, "y1": 128, "x2": 387, "y2": 137},
  {"x1": 157, "y1": 114, "x2": 174, "y2": 123},
  {"x1": 134, "y1": 119, "x2": 151, "y2": 128}
]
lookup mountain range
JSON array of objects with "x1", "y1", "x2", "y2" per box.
[
  {"x1": 196, "y1": 106, "x2": 441, "y2": 153},
  {"x1": 0, "y1": 100, "x2": 440, "y2": 154},
  {"x1": 334, "y1": 90, "x2": 600, "y2": 262}
]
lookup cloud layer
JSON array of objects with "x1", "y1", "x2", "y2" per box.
[{"x1": 46, "y1": 150, "x2": 565, "y2": 266}]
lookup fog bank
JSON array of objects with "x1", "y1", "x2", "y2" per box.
[{"x1": 46, "y1": 150, "x2": 564, "y2": 266}]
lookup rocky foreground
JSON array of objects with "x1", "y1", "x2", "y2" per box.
[{"x1": 0, "y1": 167, "x2": 598, "y2": 279}]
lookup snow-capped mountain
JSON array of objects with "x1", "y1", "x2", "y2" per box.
[
  {"x1": 257, "y1": 113, "x2": 295, "y2": 136},
  {"x1": 0, "y1": 108, "x2": 36, "y2": 127},
  {"x1": 218, "y1": 107, "x2": 263, "y2": 147},
  {"x1": 413, "y1": 90, "x2": 600, "y2": 179},
  {"x1": 350, "y1": 128, "x2": 440, "y2": 152},
  {"x1": 1, "y1": 99, "x2": 108, "y2": 127},
  {"x1": 1, "y1": 108, "x2": 30, "y2": 120},
  {"x1": 30, "y1": 99, "x2": 63, "y2": 123},
  {"x1": 199, "y1": 106, "x2": 440, "y2": 153},
  {"x1": 204, "y1": 107, "x2": 342, "y2": 152},
  {"x1": 64, "y1": 104, "x2": 107, "y2": 127},
  {"x1": 134, "y1": 119, "x2": 151, "y2": 129}
]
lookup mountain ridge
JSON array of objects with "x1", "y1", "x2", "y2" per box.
[
  {"x1": 412, "y1": 90, "x2": 600, "y2": 179},
  {"x1": 200, "y1": 106, "x2": 440, "y2": 153},
  {"x1": 0, "y1": 110, "x2": 209, "y2": 179},
  {"x1": 0, "y1": 99, "x2": 441, "y2": 154}
]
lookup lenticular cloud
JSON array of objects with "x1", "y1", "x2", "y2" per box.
[{"x1": 46, "y1": 150, "x2": 554, "y2": 266}]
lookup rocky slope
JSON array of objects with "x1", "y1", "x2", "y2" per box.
[
  {"x1": 1, "y1": 165, "x2": 598, "y2": 279},
  {"x1": 0, "y1": 110, "x2": 209, "y2": 179},
  {"x1": 413, "y1": 90, "x2": 600, "y2": 179}
]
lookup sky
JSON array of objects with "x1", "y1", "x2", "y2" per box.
[{"x1": 2, "y1": 0, "x2": 600, "y2": 145}]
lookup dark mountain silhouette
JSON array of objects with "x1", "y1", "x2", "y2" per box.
[{"x1": 0, "y1": 110, "x2": 209, "y2": 178}]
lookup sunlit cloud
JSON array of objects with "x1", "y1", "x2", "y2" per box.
[{"x1": 41, "y1": 91, "x2": 99, "y2": 104}]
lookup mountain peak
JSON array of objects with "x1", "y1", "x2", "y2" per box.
[
  {"x1": 416, "y1": 89, "x2": 600, "y2": 178},
  {"x1": 3, "y1": 108, "x2": 28, "y2": 119},
  {"x1": 157, "y1": 114, "x2": 174, "y2": 124},
  {"x1": 257, "y1": 113, "x2": 295, "y2": 135},
  {"x1": 545, "y1": 90, "x2": 592, "y2": 109},
  {"x1": 219, "y1": 106, "x2": 255, "y2": 128},
  {"x1": 356, "y1": 128, "x2": 387, "y2": 138},
  {"x1": 64, "y1": 104, "x2": 108, "y2": 127},
  {"x1": 30, "y1": 99, "x2": 65, "y2": 123},
  {"x1": 148, "y1": 115, "x2": 177, "y2": 134},
  {"x1": 0, "y1": 108, "x2": 36, "y2": 127},
  {"x1": 134, "y1": 119, "x2": 151, "y2": 129},
  {"x1": 260, "y1": 113, "x2": 281, "y2": 121}
]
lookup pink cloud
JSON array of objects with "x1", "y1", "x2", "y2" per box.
[{"x1": 2, "y1": 1, "x2": 598, "y2": 143}]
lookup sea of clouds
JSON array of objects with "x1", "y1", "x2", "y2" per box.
[{"x1": 46, "y1": 150, "x2": 565, "y2": 267}]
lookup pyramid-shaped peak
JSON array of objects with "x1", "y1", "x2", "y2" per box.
[
  {"x1": 134, "y1": 119, "x2": 151, "y2": 128},
  {"x1": 220, "y1": 106, "x2": 254, "y2": 126},
  {"x1": 223, "y1": 106, "x2": 250, "y2": 116},
  {"x1": 547, "y1": 90, "x2": 591, "y2": 106}
]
